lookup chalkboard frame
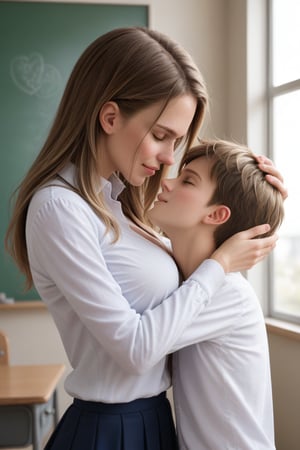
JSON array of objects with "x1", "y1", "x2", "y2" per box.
[{"x1": 0, "y1": 1, "x2": 148, "y2": 301}]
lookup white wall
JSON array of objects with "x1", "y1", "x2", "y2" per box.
[{"x1": 268, "y1": 333, "x2": 300, "y2": 450}]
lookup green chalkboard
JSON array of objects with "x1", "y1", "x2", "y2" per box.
[{"x1": 0, "y1": 1, "x2": 148, "y2": 301}]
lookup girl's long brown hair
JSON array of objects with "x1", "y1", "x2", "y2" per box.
[{"x1": 5, "y1": 27, "x2": 208, "y2": 288}]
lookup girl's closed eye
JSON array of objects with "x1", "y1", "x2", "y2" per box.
[{"x1": 153, "y1": 133, "x2": 166, "y2": 141}]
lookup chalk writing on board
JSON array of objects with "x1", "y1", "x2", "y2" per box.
[{"x1": 10, "y1": 53, "x2": 62, "y2": 98}]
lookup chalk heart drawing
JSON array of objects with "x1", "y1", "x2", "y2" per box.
[
  {"x1": 10, "y1": 52, "x2": 62, "y2": 98},
  {"x1": 36, "y1": 63, "x2": 62, "y2": 99}
]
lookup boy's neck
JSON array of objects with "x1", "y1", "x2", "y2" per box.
[{"x1": 169, "y1": 228, "x2": 216, "y2": 279}]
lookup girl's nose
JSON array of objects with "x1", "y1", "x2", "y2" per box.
[{"x1": 158, "y1": 146, "x2": 175, "y2": 166}]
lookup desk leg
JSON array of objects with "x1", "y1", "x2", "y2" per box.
[
  {"x1": 53, "y1": 389, "x2": 59, "y2": 425},
  {"x1": 31, "y1": 393, "x2": 58, "y2": 449},
  {"x1": 31, "y1": 404, "x2": 42, "y2": 450}
]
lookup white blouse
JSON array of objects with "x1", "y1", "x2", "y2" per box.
[
  {"x1": 26, "y1": 164, "x2": 224, "y2": 402},
  {"x1": 173, "y1": 272, "x2": 275, "y2": 450}
]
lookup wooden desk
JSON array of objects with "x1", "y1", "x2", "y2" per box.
[{"x1": 0, "y1": 364, "x2": 65, "y2": 450}]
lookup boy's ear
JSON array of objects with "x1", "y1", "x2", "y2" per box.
[
  {"x1": 98, "y1": 101, "x2": 121, "y2": 134},
  {"x1": 203, "y1": 205, "x2": 231, "y2": 225}
]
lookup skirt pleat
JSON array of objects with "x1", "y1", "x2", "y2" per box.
[
  {"x1": 72, "y1": 411, "x2": 99, "y2": 450},
  {"x1": 142, "y1": 407, "x2": 161, "y2": 449},
  {"x1": 44, "y1": 392, "x2": 178, "y2": 450},
  {"x1": 95, "y1": 414, "x2": 122, "y2": 450},
  {"x1": 45, "y1": 404, "x2": 80, "y2": 450},
  {"x1": 122, "y1": 412, "x2": 144, "y2": 448},
  {"x1": 157, "y1": 399, "x2": 178, "y2": 449}
]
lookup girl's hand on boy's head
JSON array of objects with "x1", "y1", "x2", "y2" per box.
[
  {"x1": 211, "y1": 224, "x2": 278, "y2": 273},
  {"x1": 255, "y1": 155, "x2": 288, "y2": 200}
]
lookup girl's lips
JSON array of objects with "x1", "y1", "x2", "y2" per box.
[{"x1": 143, "y1": 165, "x2": 158, "y2": 176}]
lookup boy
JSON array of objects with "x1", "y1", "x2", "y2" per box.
[{"x1": 148, "y1": 139, "x2": 284, "y2": 449}]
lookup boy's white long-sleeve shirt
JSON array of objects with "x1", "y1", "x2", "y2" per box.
[
  {"x1": 173, "y1": 272, "x2": 275, "y2": 450},
  {"x1": 26, "y1": 163, "x2": 225, "y2": 403}
]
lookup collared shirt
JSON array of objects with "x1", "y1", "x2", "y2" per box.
[
  {"x1": 173, "y1": 272, "x2": 275, "y2": 450},
  {"x1": 26, "y1": 163, "x2": 225, "y2": 402}
]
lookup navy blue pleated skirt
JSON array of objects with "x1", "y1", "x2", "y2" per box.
[{"x1": 44, "y1": 392, "x2": 178, "y2": 450}]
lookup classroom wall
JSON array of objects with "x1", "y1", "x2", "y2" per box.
[
  {"x1": 268, "y1": 333, "x2": 300, "y2": 450},
  {"x1": 1, "y1": 1, "x2": 300, "y2": 449}
]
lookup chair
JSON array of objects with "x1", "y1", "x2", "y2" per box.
[{"x1": 0, "y1": 330, "x2": 9, "y2": 365}]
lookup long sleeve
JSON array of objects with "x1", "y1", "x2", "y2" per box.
[{"x1": 27, "y1": 192, "x2": 224, "y2": 375}]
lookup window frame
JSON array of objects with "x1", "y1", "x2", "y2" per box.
[{"x1": 267, "y1": 0, "x2": 300, "y2": 324}]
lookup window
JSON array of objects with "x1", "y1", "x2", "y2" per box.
[{"x1": 268, "y1": 0, "x2": 300, "y2": 322}]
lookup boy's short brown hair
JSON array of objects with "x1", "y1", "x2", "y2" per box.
[{"x1": 179, "y1": 139, "x2": 284, "y2": 248}]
